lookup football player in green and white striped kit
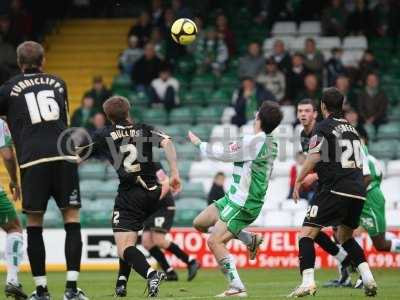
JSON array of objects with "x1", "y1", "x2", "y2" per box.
[
  {"x1": 188, "y1": 101, "x2": 282, "y2": 297},
  {"x1": 0, "y1": 119, "x2": 27, "y2": 299}
]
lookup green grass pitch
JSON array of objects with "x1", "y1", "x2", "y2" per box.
[{"x1": 1, "y1": 269, "x2": 398, "y2": 299}]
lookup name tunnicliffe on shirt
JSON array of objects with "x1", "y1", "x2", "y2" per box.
[{"x1": 9, "y1": 75, "x2": 64, "y2": 97}]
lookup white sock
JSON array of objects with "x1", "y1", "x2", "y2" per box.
[
  {"x1": 5, "y1": 232, "x2": 23, "y2": 285},
  {"x1": 118, "y1": 275, "x2": 127, "y2": 281},
  {"x1": 390, "y1": 238, "x2": 400, "y2": 252},
  {"x1": 146, "y1": 267, "x2": 156, "y2": 278},
  {"x1": 218, "y1": 255, "x2": 245, "y2": 290},
  {"x1": 34, "y1": 276, "x2": 47, "y2": 288},
  {"x1": 237, "y1": 230, "x2": 253, "y2": 246},
  {"x1": 66, "y1": 270, "x2": 79, "y2": 282},
  {"x1": 301, "y1": 268, "x2": 315, "y2": 287},
  {"x1": 358, "y1": 262, "x2": 375, "y2": 284},
  {"x1": 334, "y1": 246, "x2": 348, "y2": 263}
]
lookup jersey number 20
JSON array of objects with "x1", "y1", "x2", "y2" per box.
[
  {"x1": 25, "y1": 90, "x2": 60, "y2": 124},
  {"x1": 340, "y1": 139, "x2": 362, "y2": 168}
]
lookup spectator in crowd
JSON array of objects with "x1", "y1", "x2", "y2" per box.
[
  {"x1": 84, "y1": 76, "x2": 112, "y2": 111},
  {"x1": 347, "y1": 0, "x2": 373, "y2": 36},
  {"x1": 296, "y1": 73, "x2": 321, "y2": 106},
  {"x1": 345, "y1": 109, "x2": 367, "y2": 138},
  {"x1": 238, "y1": 42, "x2": 264, "y2": 79},
  {"x1": 149, "y1": 65, "x2": 179, "y2": 112},
  {"x1": 0, "y1": 33, "x2": 18, "y2": 85},
  {"x1": 303, "y1": 38, "x2": 324, "y2": 79},
  {"x1": 358, "y1": 49, "x2": 379, "y2": 84},
  {"x1": 150, "y1": 0, "x2": 164, "y2": 27},
  {"x1": 194, "y1": 26, "x2": 229, "y2": 76},
  {"x1": 129, "y1": 11, "x2": 153, "y2": 47},
  {"x1": 71, "y1": 95, "x2": 97, "y2": 129},
  {"x1": 91, "y1": 112, "x2": 107, "y2": 132},
  {"x1": 358, "y1": 73, "x2": 389, "y2": 130},
  {"x1": 149, "y1": 27, "x2": 166, "y2": 59},
  {"x1": 6, "y1": 0, "x2": 32, "y2": 46},
  {"x1": 119, "y1": 35, "x2": 144, "y2": 75},
  {"x1": 207, "y1": 172, "x2": 226, "y2": 205},
  {"x1": 171, "y1": 0, "x2": 192, "y2": 19},
  {"x1": 335, "y1": 75, "x2": 357, "y2": 111},
  {"x1": 326, "y1": 47, "x2": 346, "y2": 86},
  {"x1": 270, "y1": 39, "x2": 292, "y2": 74},
  {"x1": 256, "y1": 58, "x2": 286, "y2": 102},
  {"x1": 322, "y1": 0, "x2": 347, "y2": 37},
  {"x1": 231, "y1": 77, "x2": 275, "y2": 127},
  {"x1": 288, "y1": 152, "x2": 314, "y2": 202},
  {"x1": 285, "y1": 53, "x2": 310, "y2": 103},
  {"x1": 216, "y1": 14, "x2": 235, "y2": 56},
  {"x1": 372, "y1": 0, "x2": 391, "y2": 37},
  {"x1": 132, "y1": 42, "x2": 164, "y2": 91}
]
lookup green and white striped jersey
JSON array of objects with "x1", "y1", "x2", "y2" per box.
[
  {"x1": 362, "y1": 144, "x2": 383, "y2": 192},
  {"x1": 198, "y1": 131, "x2": 278, "y2": 210}
]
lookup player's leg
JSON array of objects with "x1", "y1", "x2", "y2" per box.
[
  {"x1": 208, "y1": 220, "x2": 247, "y2": 296},
  {"x1": 115, "y1": 258, "x2": 131, "y2": 297},
  {"x1": 1, "y1": 209, "x2": 27, "y2": 299},
  {"x1": 192, "y1": 203, "x2": 219, "y2": 233}
]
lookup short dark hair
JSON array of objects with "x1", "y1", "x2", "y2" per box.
[
  {"x1": 16, "y1": 41, "x2": 44, "y2": 68},
  {"x1": 321, "y1": 87, "x2": 344, "y2": 114},
  {"x1": 257, "y1": 101, "x2": 283, "y2": 134},
  {"x1": 215, "y1": 172, "x2": 225, "y2": 178},
  {"x1": 297, "y1": 98, "x2": 316, "y2": 111},
  {"x1": 103, "y1": 96, "x2": 131, "y2": 123}
]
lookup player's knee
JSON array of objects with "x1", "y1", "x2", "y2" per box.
[
  {"x1": 207, "y1": 234, "x2": 221, "y2": 250},
  {"x1": 193, "y1": 216, "x2": 206, "y2": 233},
  {"x1": 2, "y1": 218, "x2": 22, "y2": 233},
  {"x1": 141, "y1": 237, "x2": 154, "y2": 250},
  {"x1": 62, "y1": 208, "x2": 80, "y2": 223}
]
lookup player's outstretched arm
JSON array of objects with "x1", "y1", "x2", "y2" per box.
[
  {"x1": 293, "y1": 152, "x2": 320, "y2": 202},
  {"x1": 160, "y1": 138, "x2": 181, "y2": 193},
  {"x1": 0, "y1": 146, "x2": 20, "y2": 201}
]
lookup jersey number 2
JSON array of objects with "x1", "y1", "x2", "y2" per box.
[
  {"x1": 120, "y1": 144, "x2": 139, "y2": 173},
  {"x1": 25, "y1": 90, "x2": 60, "y2": 124}
]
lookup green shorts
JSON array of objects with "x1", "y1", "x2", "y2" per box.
[
  {"x1": 215, "y1": 196, "x2": 261, "y2": 236},
  {"x1": 360, "y1": 188, "x2": 386, "y2": 237},
  {"x1": 0, "y1": 191, "x2": 18, "y2": 226}
]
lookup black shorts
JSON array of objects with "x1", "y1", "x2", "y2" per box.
[
  {"x1": 112, "y1": 185, "x2": 161, "y2": 232},
  {"x1": 303, "y1": 190, "x2": 365, "y2": 229},
  {"x1": 143, "y1": 206, "x2": 175, "y2": 233},
  {"x1": 21, "y1": 160, "x2": 81, "y2": 213}
]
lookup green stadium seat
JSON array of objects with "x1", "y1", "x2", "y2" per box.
[
  {"x1": 142, "y1": 109, "x2": 168, "y2": 125},
  {"x1": 174, "y1": 198, "x2": 207, "y2": 226},
  {"x1": 163, "y1": 124, "x2": 188, "y2": 143},
  {"x1": 196, "y1": 107, "x2": 222, "y2": 124},
  {"x1": 191, "y1": 74, "x2": 215, "y2": 90},
  {"x1": 190, "y1": 124, "x2": 213, "y2": 141},
  {"x1": 169, "y1": 107, "x2": 195, "y2": 125},
  {"x1": 180, "y1": 90, "x2": 205, "y2": 106},
  {"x1": 388, "y1": 107, "x2": 400, "y2": 122},
  {"x1": 80, "y1": 180, "x2": 102, "y2": 199},
  {"x1": 105, "y1": 164, "x2": 118, "y2": 180},
  {"x1": 178, "y1": 182, "x2": 205, "y2": 199},
  {"x1": 160, "y1": 159, "x2": 192, "y2": 180},
  {"x1": 218, "y1": 74, "x2": 238, "y2": 90},
  {"x1": 175, "y1": 143, "x2": 199, "y2": 160},
  {"x1": 176, "y1": 57, "x2": 196, "y2": 75},
  {"x1": 43, "y1": 209, "x2": 63, "y2": 228},
  {"x1": 128, "y1": 91, "x2": 149, "y2": 107},
  {"x1": 364, "y1": 124, "x2": 376, "y2": 141},
  {"x1": 112, "y1": 74, "x2": 132, "y2": 91},
  {"x1": 87, "y1": 198, "x2": 115, "y2": 211},
  {"x1": 78, "y1": 161, "x2": 107, "y2": 180},
  {"x1": 369, "y1": 141, "x2": 399, "y2": 160},
  {"x1": 95, "y1": 179, "x2": 119, "y2": 198},
  {"x1": 81, "y1": 210, "x2": 110, "y2": 228},
  {"x1": 376, "y1": 123, "x2": 400, "y2": 140},
  {"x1": 209, "y1": 89, "x2": 231, "y2": 106}
]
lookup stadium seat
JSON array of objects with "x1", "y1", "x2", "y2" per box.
[
  {"x1": 209, "y1": 89, "x2": 231, "y2": 106},
  {"x1": 272, "y1": 160, "x2": 295, "y2": 178},
  {"x1": 281, "y1": 199, "x2": 308, "y2": 212},
  {"x1": 298, "y1": 21, "x2": 321, "y2": 36},
  {"x1": 240, "y1": 124, "x2": 254, "y2": 136},
  {"x1": 263, "y1": 211, "x2": 292, "y2": 227},
  {"x1": 163, "y1": 124, "x2": 186, "y2": 143},
  {"x1": 265, "y1": 177, "x2": 290, "y2": 202},
  {"x1": 142, "y1": 109, "x2": 168, "y2": 125},
  {"x1": 381, "y1": 177, "x2": 400, "y2": 199},
  {"x1": 369, "y1": 141, "x2": 399, "y2": 160},
  {"x1": 180, "y1": 90, "x2": 205, "y2": 107},
  {"x1": 175, "y1": 143, "x2": 199, "y2": 160},
  {"x1": 386, "y1": 210, "x2": 400, "y2": 226},
  {"x1": 272, "y1": 124, "x2": 294, "y2": 140},
  {"x1": 342, "y1": 36, "x2": 368, "y2": 50},
  {"x1": 293, "y1": 211, "x2": 307, "y2": 227},
  {"x1": 262, "y1": 36, "x2": 295, "y2": 55},
  {"x1": 191, "y1": 74, "x2": 215, "y2": 90},
  {"x1": 210, "y1": 124, "x2": 239, "y2": 142},
  {"x1": 342, "y1": 50, "x2": 364, "y2": 67},
  {"x1": 178, "y1": 181, "x2": 205, "y2": 199},
  {"x1": 43, "y1": 209, "x2": 63, "y2": 228},
  {"x1": 377, "y1": 123, "x2": 400, "y2": 140},
  {"x1": 105, "y1": 164, "x2": 118, "y2": 180},
  {"x1": 318, "y1": 37, "x2": 341, "y2": 50},
  {"x1": 79, "y1": 161, "x2": 107, "y2": 180},
  {"x1": 197, "y1": 107, "x2": 223, "y2": 124},
  {"x1": 365, "y1": 124, "x2": 376, "y2": 141},
  {"x1": 386, "y1": 160, "x2": 400, "y2": 177},
  {"x1": 174, "y1": 198, "x2": 207, "y2": 226},
  {"x1": 80, "y1": 179, "x2": 102, "y2": 199},
  {"x1": 291, "y1": 36, "x2": 315, "y2": 51},
  {"x1": 95, "y1": 179, "x2": 118, "y2": 198},
  {"x1": 190, "y1": 124, "x2": 213, "y2": 141},
  {"x1": 87, "y1": 197, "x2": 115, "y2": 211},
  {"x1": 112, "y1": 74, "x2": 132, "y2": 91},
  {"x1": 271, "y1": 22, "x2": 297, "y2": 36},
  {"x1": 169, "y1": 107, "x2": 196, "y2": 125},
  {"x1": 128, "y1": 91, "x2": 149, "y2": 107},
  {"x1": 277, "y1": 140, "x2": 296, "y2": 161}
]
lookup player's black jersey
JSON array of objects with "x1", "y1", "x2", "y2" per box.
[
  {"x1": 0, "y1": 70, "x2": 73, "y2": 168},
  {"x1": 86, "y1": 122, "x2": 165, "y2": 190},
  {"x1": 308, "y1": 114, "x2": 366, "y2": 199},
  {"x1": 300, "y1": 128, "x2": 314, "y2": 153},
  {"x1": 154, "y1": 162, "x2": 175, "y2": 207}
]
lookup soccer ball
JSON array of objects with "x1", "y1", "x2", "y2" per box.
[{"x1": 171, "y1": 18, "x2": 197, "y2": 45}]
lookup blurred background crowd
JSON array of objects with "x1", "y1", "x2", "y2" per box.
[{"x1": 1, "y1": 0, "x2": 400, "y2": 227}]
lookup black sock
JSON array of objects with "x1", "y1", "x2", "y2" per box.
[
  {"x1": 167, "y1": 242, "x2": 190, "y2": 264},
  {"x1": 299, "y1": 237, "x2": 316, "y2": 274},
  {"x1": 65, "y1": 223, "x2": 82, "y2": 291},
  {"x1": 123, "y1": 246, "x2": 153, "y2": 279},
  {"x1": 341, "y1": 238, "x2": 366, "y2": 266},
  {"x1": 149, "y1": 246, "x2": 172, "y2": 272},
  {"x1": 27, "y1": 226, "x2": 46, "y2": 295},
  {"x1": 117, "y1": 258, "x2": 132, "y2": 287},
  {"x1": 315, "y1": 231, "x2": 340, "y2": 256}
]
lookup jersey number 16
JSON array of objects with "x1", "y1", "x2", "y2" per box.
[{"x1": 25, "y1": 90, "x2": 60, "y2": 124}]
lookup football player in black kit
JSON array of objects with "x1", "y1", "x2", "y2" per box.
[
  {"x1": 78, "y1": 96, "x2": 182, "y2": 297},
  {"x1": 115, "y1": 162, "x2": 200, "y2": 297},
  {"x1": 0, "y1": 41, "x2": 87, "y2": 300},
  {"x1": 288, "y1": 88, "x2": 377, "y2": 297},
  {"x1": 297, "y1": 99, "x2": 353, "y2": 287}
]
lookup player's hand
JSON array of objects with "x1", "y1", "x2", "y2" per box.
[
  {"x1": 9, "y1": 181, "x2": 20, "y2": 201},
  {"x1": 292, "y1": 180, "x2": 302, "y2": 203},
  {"x1": 170, "y1": 171, "x2": 182, "y2": 193},
  {"x1": 188, "y1": 131, "x2": 201, "y2": 146},
  {"x1": 302, "y1": 173, "x2": 318, "y2": 189}
]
